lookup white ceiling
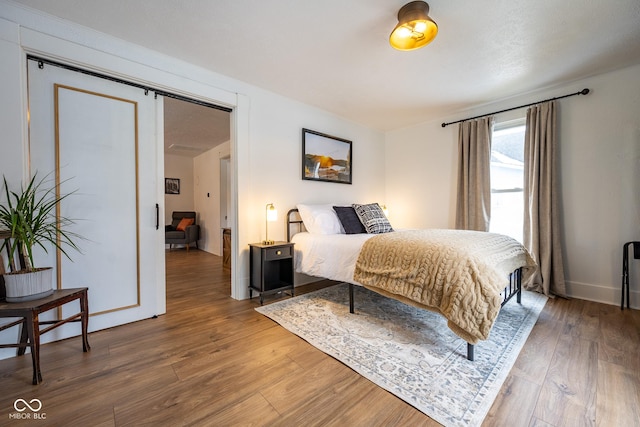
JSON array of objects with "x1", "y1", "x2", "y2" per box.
[
  {"x1": 163, "y1": 97, "x2": 230, "y2": 157},
  {"x1": 11, "y1": 0, "x2": 640, "y2": 132}
]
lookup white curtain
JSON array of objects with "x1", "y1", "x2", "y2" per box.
[
  {"x1": 523, "y1": 101, "x2": 567, "y2": 296},
  {"x1": 455, "y1": 117, "x2": 494, "y2": 231}
]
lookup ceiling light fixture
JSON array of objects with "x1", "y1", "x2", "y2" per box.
[{"x1": 389, "y1": 1, "x2": 438, "y2": 51}]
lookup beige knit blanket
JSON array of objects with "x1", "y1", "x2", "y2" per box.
[{"x1": 353, "y1": 229, "x2": 537, "y2": 344}]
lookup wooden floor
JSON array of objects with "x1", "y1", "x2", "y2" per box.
[{"x1": 1, "y1": 250, "x2": 639, "y2": 426}]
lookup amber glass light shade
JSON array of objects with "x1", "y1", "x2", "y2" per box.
[{"x1": 390, "y1": 1, "x2": 438, "y2": 51}]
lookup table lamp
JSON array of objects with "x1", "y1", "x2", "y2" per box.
[{"x1": 263, "y1": 203, "x2": 277, "y2": 245}]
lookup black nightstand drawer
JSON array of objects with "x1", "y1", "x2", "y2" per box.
[{"x1": 265, "y1": 245, "x2": 292, "y2": 260}]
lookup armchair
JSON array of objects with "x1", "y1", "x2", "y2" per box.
[{"x1": 165, "y1": 211, "x2": 200, "y2": 251}]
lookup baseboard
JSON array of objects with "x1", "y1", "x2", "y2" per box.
[{"x1": 566, "y1": 280, "x2": 639, "y2": 309}]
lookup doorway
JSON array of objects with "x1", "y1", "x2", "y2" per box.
[{"x1": 163, "y1": 97, "x2": 232, "y2": 293}]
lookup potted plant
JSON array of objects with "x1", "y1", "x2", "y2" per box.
[{"x1": 0, "y1": 172, "x2": 81, "y2": 302}]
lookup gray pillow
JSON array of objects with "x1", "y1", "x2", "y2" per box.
[{"x1": 333, "y1": 206, "x2": 366, "y2": 234}]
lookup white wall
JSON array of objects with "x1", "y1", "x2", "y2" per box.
[
  {"x1": 164, "y1": 154, "x2": 195, "y2": 225},
  {"x1": 0, "y1": 18, "x2": 27, "y2": 209},
  {"x1": 194, "y1": 141, "x2": 231, "y2": 255},
  {"x1": 384, "y1": 119, "x2": 458, "y2": 230},
  {"x1": 246, "y1": 92, "x2": 386, "y2": 246},
  {"x1": 242, "y1": 92, "x2": 387, "y2": 287},
  {"x1": 0, "y1": 18, "x2": 28, "y2": 360},
  {"x1": 557, "y1": 65, "x2": 640, "y2": 307},
  {"x1": 386, "y1": 63, "x2": 640, "y2": 308}
]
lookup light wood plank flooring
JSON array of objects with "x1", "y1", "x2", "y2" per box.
[{"x1": 0, "y1": 249, "x2": 638, "y2": 426}]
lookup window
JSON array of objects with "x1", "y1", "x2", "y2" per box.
[{"x1": 490, "y1": 120, "x2": 525, "y2": 242}]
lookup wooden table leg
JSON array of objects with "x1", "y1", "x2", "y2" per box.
[
  {"x1": 80, "y1": 290, "x2": 90, "y2": 352},
  {"x1": 25, "y1": 313, "x2": 41, "y2": 385},
  {"x1": 17, "y1": 319, "x2": 28, "y2": 356}
]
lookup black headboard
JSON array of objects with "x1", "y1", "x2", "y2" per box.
[{"x1": 286, "y1": 208, "x2": 305, "y2": 242}]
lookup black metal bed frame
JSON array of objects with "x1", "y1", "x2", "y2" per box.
[{"x1": 286, "y1": 208, "x2": 523, "y2": 361}]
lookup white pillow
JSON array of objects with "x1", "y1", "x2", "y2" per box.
[{"x1": 296, "y1": 204, "x2": 345, "y2": 235}]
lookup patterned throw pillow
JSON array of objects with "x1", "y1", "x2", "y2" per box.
[
  {"x1": 333, "y1": 206, "x2": 366, "y2": 234},
  {"x1": 352, "y1": 203, "x2": 393, "y2": 234},
  {"x1": 176, "y1": 217, "x2": 194, "y2": 231}
]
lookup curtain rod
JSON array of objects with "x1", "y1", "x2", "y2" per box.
[{"x1": 441, "y1": 88, "x2": 590, "y2": 128}]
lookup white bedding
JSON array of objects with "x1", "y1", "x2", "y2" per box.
[{"x1": 291, "y1": 231, "x2": 374, "y2": 284}]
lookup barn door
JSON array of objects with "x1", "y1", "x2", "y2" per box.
[{"x1": 27, "y1": 59, "x2": 165, "y2": 339}]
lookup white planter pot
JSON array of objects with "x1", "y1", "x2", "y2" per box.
[{"x1": 3, "y1": 267, "x2": 54, "y2": 302}]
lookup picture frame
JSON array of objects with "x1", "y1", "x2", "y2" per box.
[
  {"x1": 165, "y1": 178, "x2": 180, "y2": 194},
  {"x1": 302, "y1": 128, "x2": 352, "y2": 184}
]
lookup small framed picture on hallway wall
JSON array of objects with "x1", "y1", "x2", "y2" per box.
[{"x1": 165, "y1": 178, "x2": 180, "y2": 194}]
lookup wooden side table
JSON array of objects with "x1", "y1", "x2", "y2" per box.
[
  {"x1": 0, "y1": 287, "x2": 90, "y2": 384},
  {"x1": 249, "y1": 242, "x2": 294, "y2": 304}
]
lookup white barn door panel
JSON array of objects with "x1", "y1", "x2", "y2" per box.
[{"x1": 27, "y1": 61, "x2": 164, "y2": 340}]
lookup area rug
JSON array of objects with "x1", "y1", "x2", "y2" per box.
[{"x1": 256, "y1": 283, "x2": 547, "y2": 427}]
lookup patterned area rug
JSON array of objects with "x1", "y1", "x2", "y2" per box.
[{"x1": 256, "y1": 283, "x2": 547, "y2": 427}]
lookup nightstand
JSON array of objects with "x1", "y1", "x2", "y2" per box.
[{"x1": 249, "y1": 241, "x2": 295, "y2": 304}]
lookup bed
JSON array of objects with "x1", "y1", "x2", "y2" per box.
[{"x1": 287, "y1": 205, "x2": 537, "y2": 361}]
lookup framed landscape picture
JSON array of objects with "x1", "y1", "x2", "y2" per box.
[{"x1": 302, "y1": 128, "x2": 352, "y2": 184}]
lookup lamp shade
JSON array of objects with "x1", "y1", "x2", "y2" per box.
[
  {"x1": 263, "y1": 203, "x2": 277, "y2": 245},
  {"x1": 390, "y1": 1, "x2": 438, "y2": 51},
  {"x1": 266, "y1": 204, "x2": 278, "y2": 222}
]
